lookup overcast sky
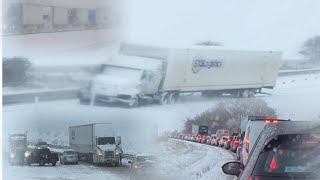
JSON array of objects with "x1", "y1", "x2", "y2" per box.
[{"x1": 124, "y1": 0, "x2": 320, "y2": 59}]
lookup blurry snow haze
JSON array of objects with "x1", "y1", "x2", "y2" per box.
[{"x1": 125, "y1": 0, "x2": 320, "y2": 60}]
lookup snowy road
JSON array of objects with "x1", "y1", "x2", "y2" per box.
[
  {"x1": 3, "y1": 139, "x2": 234, "y2": 180},
  {"x1": 3, "y1": 73, "x2": 320, "y2": 180},
  {"x1": 4, "y1": 161, "x2": 130, "y2": 180}
]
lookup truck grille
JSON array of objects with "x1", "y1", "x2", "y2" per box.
[{"x1": 105, "y1": 151, "x2": 114, "y2": 158}]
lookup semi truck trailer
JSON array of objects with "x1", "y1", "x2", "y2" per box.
[
  {"x1": 79, "y1": 43, "x2": 282, "y2": 107},
  {"x1": 191, "y1": 125, "x2": 209, "y2": 135},
  {"x1": 69, "y1": 123, "x2": 122, "y2": 166},
  {"x1": 8, "y1": 132, "x2": 27, "y2": 165}
]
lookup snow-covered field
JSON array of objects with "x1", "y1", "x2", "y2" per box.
[
  {"x1": 2, "y1": 72, "x2": 320, "y2": 180},
  {"x1": 158, "y1": 139, "x2": 234, "y2": 180}
]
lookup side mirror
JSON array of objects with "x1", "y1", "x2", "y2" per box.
[{"x1": 221, "y1": 161, "x2": 244, "y2": 176}]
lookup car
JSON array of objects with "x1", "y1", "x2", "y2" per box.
[
  {"x1": 195, "y1": 134, "x2": 202, "y2": 143},
  {"x1": 241, "y1": 117, "x2": 290, "y2": 165},
  {"x1": 205, "y1": 136, "x2": 212, "y2": 144},
  {"x1": 218, "y1": 136, "x2": 229, "y2": 147},
  {"x1": 216, "y1": 129, "x2": 230, "y2": 139},
  {"x1": 236, "y1": 146, "x2": 242, "y2": 161},
  {"x1": 230, "y1": 136, "x2": 241, "y2": 153},
  {"x1": 178, "y1": 134, "x2": 184, "y2": 140},
  {"x1": 60, "y1": 150, "x2": 79, "y2": 165},
  {"x1": 183, "y1": 134, "x2": 189, "y2": 140},
  {"x1": 223, "y1": 136, "x2": 233, "y2": 149},
  {"x1": 190, "y1": 135, "x2": 196, "y2": 142},
  {"x1": 129, "y1": 154, "x2": 157, "y2": 180},
  {"x1": 222, "y1": 121, "x2": 320, "y2": 180},
  {"x1": 25, "y1": 147, "x2": 59, "y2": 166},
  {"x1": 200, "y1": 135, "x2": 207, "y2": 144},
  {"x1": 210, "y1": 135, "x2": 218, "y2": 146}
]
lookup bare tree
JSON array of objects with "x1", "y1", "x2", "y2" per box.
[
  {"x1": 183, "y1": 99, "x2": 277, "y2": 133},
  {"x1": 299, "y1": 35, "x2": 320, "y2": 64}
]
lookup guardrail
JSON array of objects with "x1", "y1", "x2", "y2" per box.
[{"x1": 278, "y1": 68, "x2": 320, "y2": 76}]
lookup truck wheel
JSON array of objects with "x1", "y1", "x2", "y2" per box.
[
  {"x1": 52, "y1": 162, "x2": 56, "y2": 166},
  {"x1": 248, "y1": 89, "x2": 255, "y2": 97},
  {"x1": 128, "y1": 96, "x2": 139, "y2": 108},
  {"x1": 241, "y1": 89, "x2": 249, "y2": 98},
  {"x1": 168, "y1": 93, "x2": 179, "y2": 104},
  {"x1": 40, "y1": 160, "x2": 45, "y2": 166},
  {"x1": 159, "y1": 93, "x2": 169, "y2": 105},
  {"x1": 79, "y1": 97, "x2": 90, "y2": 105}
]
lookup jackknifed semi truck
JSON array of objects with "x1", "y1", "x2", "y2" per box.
[{"x1": 79, "y1": 43, "x2": 282, "y2": 107}]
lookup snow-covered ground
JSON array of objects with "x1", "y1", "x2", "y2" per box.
[
  {"x1": 3, "y1": 161, "x2": 129, "y2": 180},
  {"x1": 157, "y1": 139, "x2": 234, "y2": 180},
  {"x1": 3, "y1": 138, "x2": 234, "y2": 180},
  {"x1": 2, "y1": 72, "x2": 320, "y2": 179}
]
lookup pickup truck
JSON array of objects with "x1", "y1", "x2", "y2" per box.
[{"x1": 26, "y1": 147, "x2": 59, "y2": 166}]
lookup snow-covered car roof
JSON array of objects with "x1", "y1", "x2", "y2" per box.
[{"x1": 103, "y1": 55, "x2": 163, "y2": 71}]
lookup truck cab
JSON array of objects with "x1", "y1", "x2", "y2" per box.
[
  {"x1": 79, "y1": 55, "x2": 164, "y2": 107},
  {"x1": 93, "y1": 136, "x2": 122, "y2": 166},
  {"x1": 8, "y1": 133, "x2": 27, "y2": 165}
]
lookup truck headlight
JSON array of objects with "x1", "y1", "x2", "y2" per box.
[
  {"x1": 115, "y1": 152, "x2": 119, "y2": 156},
  {"x1": 25, "y1": 151, "x2": 30, "y2": 157},
  {"x1": 10, "y1": 153, "x2": 15, "y2": 158},
  {"x1": 97, "y1": 151, "x2": 103, "y2": 157}
]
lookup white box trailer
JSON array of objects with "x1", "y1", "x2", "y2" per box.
[
  {"x1": 53, "y1": 7, "x2": 68, "y2": 25},
  {"x1": 69, "y1": 123, "x2": 122, "y2": 166},
  {"x1": 79, "y1": 43, "x2": 281, "y2": 107},
  {"x1": 22, "y1": 4, "x2": 43, "y2": 25}
]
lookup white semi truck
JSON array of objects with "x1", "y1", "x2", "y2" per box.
[
  {"x1": 79, "y1": 43, "x2": 282, "y2": 107},
  {"x1": 69, "y1": 123, "x2": 122, "y2": 166}
]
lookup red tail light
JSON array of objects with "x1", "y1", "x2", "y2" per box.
[
  {"x1": 269, "y1": 158, "x2": 278, "y2": 170},
  {"x1": 132, "y1": 163, "x2": 141, "y2": 169},
  {"x1": 264, "y1": 117, "x2": 279, "y2": 124},
  {"x1": 245, "y1": 137, "x2": 250, "y2": 153},
  {"x1": 248, "y1": 176, "x2": 259, "y2": 180}
]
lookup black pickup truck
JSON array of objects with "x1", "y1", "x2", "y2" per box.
[{"x1": 26, "y1": 147, "x2": 59, "y2": 166}]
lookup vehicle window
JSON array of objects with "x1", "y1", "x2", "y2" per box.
[
  {"x1": 65, "y1": 151, "x2": 76, "y2": 155},
  {"x1": 252, "y1": 134, "x2": 320, "y2": 177},
  {"x1": 37, "y1": 149, "x2": 50, "y2": 154},
  {"x1": 98, "y1": 137, "x2": 115, "y2": 145},
  {"x1": 101, "y1": 66, "x2": 142, "y2": 79},
  {"x1": 37, "y1": 142, "x2": 47, "y2": 146}
]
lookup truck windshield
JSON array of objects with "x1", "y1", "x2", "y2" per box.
[
  {"x1": 98, "y1": 137, "x2": 115, "y2": 145},
  {"x1": 66, "y1": 151, "x2": 76, "y2": 155},
  {"x1": 252, "y1": 134, "x2": 320, "y2": 178},
  {"x1": 10, "y1": 140, "x2": 26, "y2": 147},
  {"x1": 101, "y1": 66, "x2": 142, "y2": 79}
]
